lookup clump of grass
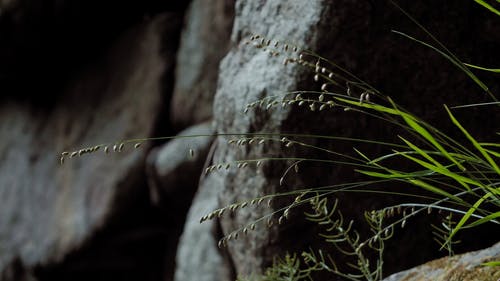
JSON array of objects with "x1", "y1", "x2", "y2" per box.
[{"x1": 61, "y1": 3, "x2": 500, "y2": 279}]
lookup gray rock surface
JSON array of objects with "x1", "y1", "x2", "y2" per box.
[
  {"x1": 170, "y1": 0, "x2": 234, "y2": 129},
  {"x1": 0, "y1": 14, "x2": 177, "y2": 279},
  {"x1": 173, "y1": 173, "x2": 233, "y2": 281},
  {"x1": 383, "y1": 242, "x2": 500, "y2": 281},
  {"x1": 147, "y1": 122, "x2": 215, "y2": 206},
  {"x1": 210, "y1": 0, "x2": 328, "y2": 277}
]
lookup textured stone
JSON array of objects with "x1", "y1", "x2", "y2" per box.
[
  {"x1": 170, "y1": 0, "x2": 234, "y2": 129},
  {"x1": 147, "y1": 122, "x2": 215, "y2": 206},
  {"x1": 383, "y1": 242, "x2": 500, "y2": 281},
  {"x1": 0, "y1": 13, "x2": 178, "y2": 279},
  {"x1": 210, "y1": 0, "x2": 329, "y2": 277},
  {"x1": 173, "y1": 174, "x2": 233, "y2": 281}
]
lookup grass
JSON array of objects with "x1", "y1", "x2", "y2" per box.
[{"x1": 60, "y1": 1, "x2": 500, "y2": 280}]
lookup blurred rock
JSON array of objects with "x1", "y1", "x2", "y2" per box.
[
  {"x1": 147, "y1": 122, "x2": 215, "y2": 206},
  {"x1": 173, "y1": 173, "x2": 233, "y2": 281},
  {"x1": 0, "y1": 13, "x2": 180, "y2": 280},
  {"x1": 0, "y1": 0, "x2": 187, "y2": 101},
  {"x1": 383, "y1": 242, "x2": 500, "y2": 281},
  {"x1": 170, "y1": 0, "x2": 234, "y2": 129}
]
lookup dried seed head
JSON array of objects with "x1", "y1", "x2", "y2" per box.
[
  {"x1": 293, "y1": 46, "x2": 298, "y2": 52},
  {"x1": 218, "y1": 209, "x2": 225, "y2": 218},
  {"x1": 256, "y1": 160, "x2": 262, "y2": 167},
  {"x1": 70, "y1": 151, "x2": 78, "y2": 158},
  {"x1": 294, "y1": 164, "x2": 299, "y2": 173},
  {"x1": 104, "y1": 146, "x2": 109, "y2": 154},
  {"x1": 321, "y1": 67, "x2": 326, "y2": 73},
  {"x1": 319, "y1": 93, "x2": 325, "y2": 102},
  {"x1": 401, "y1": 219, "x2": 406, "y2": 228},
  {"x1": 309, "y1": 102, "x2": 316, "y2": 111},
  {"x1": 314, "y1": 74, "x2": 319, "y2": 82},
  {"x1": 328, "y1": 72, "x2": 334, "y2": 79},
  {"x1": 134, "y1": 143, "x2": 142, "y2": 149},
  {"x1": 319, "y1": 104, "x2": 327, "y2": 111},
  {"x1": 113, "y1": 144, "x2": 118, "y2": 152},
  {"x1": 278, "y1": 216, "x2": 285, "y2": 225},
  {"x1": 189, "y1": 149, "x2": 195, "y2": 158},
  {"x1": 258, "y1": 139, "x2": 266, "y2": 144},
  {"x1": 60, "y1": 156, "x2": 65, "y2": 165},
  {"x1": 118, "y1": 143, "x2": 124, "y2": 152}
]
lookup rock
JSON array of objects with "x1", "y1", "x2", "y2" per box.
[
  {"x1": 147, "y1": 121, "x2": 215, "y2": 206},
  {"x1": 209, "y1": 0, "x2": 330, "y2": 277},
  {"x1": 0, "y1": 13, "x2": 180, "y2": 279},
  {"x1": 170, "y1": 0, "x2": 234, "y2": 129},
  {"x1": 173, "y1": 173, "x2": 233, "y2": 281},
  {"x1": 383, "y1": 242, "x2": 500, "y2": 281}
]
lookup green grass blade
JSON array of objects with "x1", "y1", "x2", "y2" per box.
[
  {"x1": 398, "y1": 152, "x2": 476, "y2": 191},
  {"x1": 463, "y1": 211, "x2": 500, "y2": 228},
  {"x1": 474, "y1": 0, "x2": 500, "y2": 16},
  {"x1": 399, "y1": 136, "x2": 444, "y2": 168},
  {"x1": 464, "y1": 63, "x2": 500, "y2": 73},
  {"x1": 482, "y1": 261, "x2": 500, "y2": 267},
  {"x1": 408, "y1": 179, "x2": 465, "y2": 203},
  {"x1": 444, "y1": 192, "x2": 492, "y2": 249},
  {"x1": 392, "y1": 30, "x2": 496, "y2": 101},
  {"x1": 445, "y1": 105, "x2": 500, "y2": 175}
]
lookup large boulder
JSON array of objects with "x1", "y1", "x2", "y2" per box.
[
  {"x1": 170, "y1": 0, "x2": 234, "y2": 129},
  {"x1": 0, "y1": 13, "x2": 180, "y2": 280}
]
